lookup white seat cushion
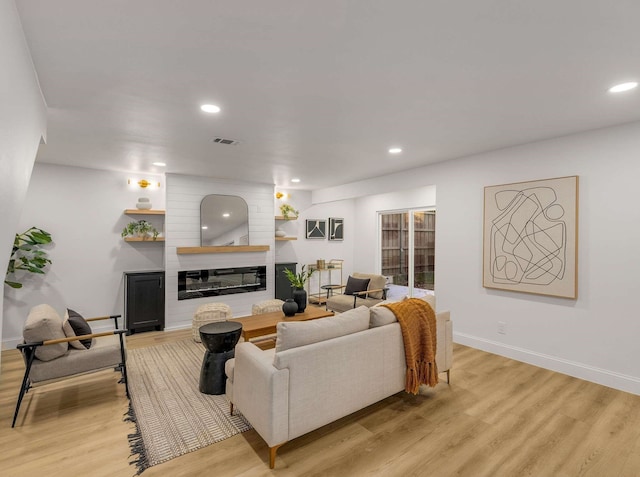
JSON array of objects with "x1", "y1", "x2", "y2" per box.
[{"x1": 29, "y1": 334, "x2": 123, "y2": 383}]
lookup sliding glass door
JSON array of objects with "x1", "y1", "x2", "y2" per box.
[{"x1": 380, "y1": 209, "x2": 435, "y2": 299}]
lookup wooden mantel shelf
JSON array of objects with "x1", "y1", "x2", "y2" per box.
[
  {"x1": 124, "y1": 209, "x2": 166, "y2": 215},
  {"x1": 124, "y1": 237, "x2": 165, "y2": 242},
  {"x1": 176, "y1": 245, "x2": 270, "y2": 254}
]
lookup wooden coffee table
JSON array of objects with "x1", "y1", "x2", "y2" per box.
[{"x1": 229, "y1": 306, "x2": 334, "y2": 342}]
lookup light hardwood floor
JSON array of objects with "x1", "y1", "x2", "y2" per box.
[{"x1": 1, "y1": 329, "x2": 639, "y2": 477}]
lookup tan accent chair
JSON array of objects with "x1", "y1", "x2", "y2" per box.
[
  {"x1": 192, "y1": 303, "x2": 233, "y2": 342},
  {"x1": 13, "y1": 304, "x2": 128, "y2": 428},
  {"x1": 325, "y1": 272, "x2": 388, "y2": 313}
]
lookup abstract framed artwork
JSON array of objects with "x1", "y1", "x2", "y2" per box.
[
  {"x1": 306, "y1": 219, "x2": 326, "y2": 239},
  {"x1": 483, "y1": 176, "x2": 579, "y2": 299},
  {"x1": 328, "y1": 217, "x2": 344, "y2": 241}
]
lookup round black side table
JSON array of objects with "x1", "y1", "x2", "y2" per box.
[
  {"x1": 198, "y1": 321, "x2": 243, "y2": 395},
  {"x1": 321, "y1": 284, "x2": 343, "y2": 298}
]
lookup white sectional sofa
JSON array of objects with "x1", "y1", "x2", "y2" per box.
[{"x1": 225, "y1": 298, "x2": 453, "y2": 468}]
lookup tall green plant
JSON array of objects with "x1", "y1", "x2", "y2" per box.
[
  {"x1": 5, "y1": 227, "x2": 53, "y2": 289},
  {"x1": 283, "y1": 265, "x2": 313, "y2": 289}
]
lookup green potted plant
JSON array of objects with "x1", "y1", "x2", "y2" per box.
[
  {"x1": 283, "y1": 265, "x2": 313, "y2": 312},
  {"x1": 279, "y1": 203, "x2": 299, "y2": 219},
  {"x1": 121, "y1": 219, "x2": 160, "y2": 240},
  {"x1": 5, "y1": 227, "x2": 53, "y2": 289}
]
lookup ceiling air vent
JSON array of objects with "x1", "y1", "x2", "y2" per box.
[{"x1": 211, "y1": 137, "x2": 241, "y2": 146}]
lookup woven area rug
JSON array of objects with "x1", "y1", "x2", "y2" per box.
[{"x1": 125, "y1": 339, "x2": 251, "y2": 474}]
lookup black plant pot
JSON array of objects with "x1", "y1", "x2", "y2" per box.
[
  {"x1": 292, "y1": 288, "x2": 307, "y2": 313},
  {"x1": 282, "y1": 299, "x2": 298, "y2": 317}
]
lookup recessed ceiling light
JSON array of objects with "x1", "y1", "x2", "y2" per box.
[
  {"x1": 222, "y1": 213, "x2": 230, "y2": 217},
  {"x1": 201, "y1": 104, "x2": 221, "y2": 113},
  {"x1": 389, "y1": 147, "x2": 402, "y2": 154},
  {"x1": 201, "y1": 226, "x2": 208, "y2": 230},
  {"x1": 291, "y1": 178, "x2": 301, "y2": 183},
  {"x1": 152, "y1": 162, "x2": 166, "y2": 167},
  {"x1": 609, "y1": 82, "x2": 638, "y2": 93}
]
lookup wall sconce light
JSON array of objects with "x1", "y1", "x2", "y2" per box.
[
  {"x1": 275, "y1": 191, "x2": 290, "y2": 200},
  {"x1": 128, "y1": 179, "x2": 161, "y2": 188}
]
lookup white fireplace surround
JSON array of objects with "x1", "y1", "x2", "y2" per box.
[{"x1": 164, "y1": 174, "x2": 274, "y2": 330}]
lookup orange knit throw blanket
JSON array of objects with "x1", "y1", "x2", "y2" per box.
[{"x1": 382, "y1": 298, "x2": 438, "y2": 393}]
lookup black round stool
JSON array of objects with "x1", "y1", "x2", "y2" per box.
[{"x1": 198, "y1": 321, "x2": 242, "y2": 395}]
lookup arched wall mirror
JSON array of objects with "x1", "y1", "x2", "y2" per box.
[{"x1": 200, "y1": 194, "x2": 249, "y2": 246}]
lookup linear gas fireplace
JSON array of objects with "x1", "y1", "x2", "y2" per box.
[{"x1": 178, "y1": 266, "x2": 267, "y2": 300}]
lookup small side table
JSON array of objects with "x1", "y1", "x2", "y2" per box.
[
  {"x1": 198, "y1": 321, "x2": 242, "y2": 395},
  {"x1": 321, "y1": 284, "x2": 342, "y2": 297},
  {"x1": 321, "y1": 284, "x2": 343, "y2": 309}
]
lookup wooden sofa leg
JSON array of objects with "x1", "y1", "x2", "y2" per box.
[
  {"x1": 269, "y1": 443, "x2": 285, "y2": 469},
  {"x1": 446, "y1": 369, "x2": 450, "y2": 384},
  {"x1": 230, "y1": 402, "x2": 234, "y2": 415}
]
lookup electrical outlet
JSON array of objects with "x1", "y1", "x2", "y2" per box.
[{"x1": 497, "y1": 321, "x2": 507, "y2": 335}]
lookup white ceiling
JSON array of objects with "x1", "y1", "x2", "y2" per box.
[{"x1": 15, "y1": 1, "x2": 640, "y2": 191}]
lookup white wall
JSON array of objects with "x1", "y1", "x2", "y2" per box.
[
  {"x1": 320, "y1": 121, "x2": 640, "y2": 395},
  {"x1": 3, "y1": 171, "x2": 358, "y2": 346},
  {"x1": 275, "y1": 191, "x2": 356, "y2": 285},
  {"x1": 0, "y1": 0, "x2": 47, "y2": 355},
  {"x1": 353, "y1": 185, "x2": 437, "y2": 273},
  {"x1": 3, "y1": 164, "x2": 165, "y2": 348}
]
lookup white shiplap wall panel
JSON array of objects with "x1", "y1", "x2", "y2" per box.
[{"x1": 165, "y1": 174, "x2": 275, "y2": 329}]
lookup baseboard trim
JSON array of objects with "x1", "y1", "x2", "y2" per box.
[
  {"x1": 163, "y1": 323, "x2": 191, "y2": 332},
  {"x1": 454, "y1": 332, "x2": 640, "y2": 396},
  {"x1": 2, "y1": 337, "x2": 22, "y2": 351}
]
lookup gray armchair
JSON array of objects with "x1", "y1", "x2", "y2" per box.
[
  {"x1": 325, "y1": 273, "x2": 388, "y2": 313},
  {"x1": 12, "y1": 304, "x2": 128, "y2": 427}
]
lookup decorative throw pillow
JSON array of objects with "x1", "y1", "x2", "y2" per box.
[
  {"x1": 344, "y1": 276, "x2": 370, "y2": 296},
  {"x1": 417, "y1": 294, "x2": 436, "y2": 311},
  {"x1": 62, "y1": 308, "x2": 93, "y2": 349},
  {"x1": 369, "y1": 305, "x2": 398, "y2": 328},
  {"x1": 62, "y1": 312, "x2": 84, "y2": 350},
  {"x1": 23, "y1": 304, "x2": 68, "y2": 361}
]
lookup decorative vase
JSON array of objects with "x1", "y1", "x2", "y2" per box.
[
  {"x1": 275, "y1": 228, "x2": 286, "y2": 237},
  {"x1": 136, "y1": 197, "x2": 152, "y2": 210},
  {"x1": 282, "y1": 299, "x2": 298, "y2": 317},
  {"x1": 292, "y1": 288, "x2": 307, "y2": 313}
]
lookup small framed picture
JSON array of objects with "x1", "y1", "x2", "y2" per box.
[
  {"x1": 306, "y1": 219, "x2": 326, "y2": 239},
  {"x1": 328, "y1": 217, "x2": 344, "y2": 241}
]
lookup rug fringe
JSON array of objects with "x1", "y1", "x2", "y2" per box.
[{"x1": 124, "y1": 401, "x2": 150, "y2": 476}]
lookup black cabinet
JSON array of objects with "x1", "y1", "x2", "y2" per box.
[
  {"x1": 125, "y1": 271, "x2": 165, "y2": 334},
  {"x1": 275, "y1": 262, "x2": 296, "y2": 301}
]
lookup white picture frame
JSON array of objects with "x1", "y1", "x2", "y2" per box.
[
  {"x1": 306, "y1": 219, "x2": 326, "y2": 239},
  {"x1": 328, "y1": 217, "x2": 344, "y2": 241}
]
